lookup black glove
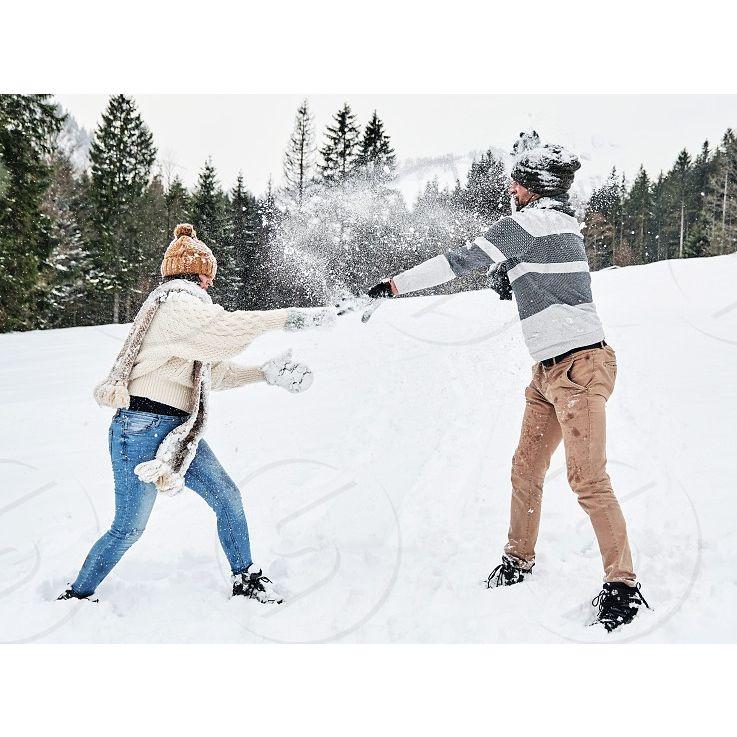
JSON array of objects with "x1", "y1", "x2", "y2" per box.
[
  {"x1": 367, "y1": 280, "x2": 394, "y2": 299},
  {"x1": 488, "y1": 263, "x2": 513, "y2": 301}
]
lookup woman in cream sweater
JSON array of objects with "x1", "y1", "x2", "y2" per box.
[{"x1": 59, "y1": 224, "x2": 330, "y2": 605}]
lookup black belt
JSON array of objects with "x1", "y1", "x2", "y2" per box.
[
  {"x1": 128, "y1": 395, "x2": 189, "y2": 418},
  {"x1": 540, "y1": 341, "x2": 607, "y2": 368}
]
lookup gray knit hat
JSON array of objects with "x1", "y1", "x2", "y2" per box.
[{"x1": 511, "y1": 130, "x2": 581, "y2": 197}]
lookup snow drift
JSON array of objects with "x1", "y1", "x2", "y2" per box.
[{"x1": 1, "y1": 254, "x2": 735, "y2": 643}]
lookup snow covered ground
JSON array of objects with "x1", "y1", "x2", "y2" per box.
[{"x1": 1, "y1": 255, "x2": 735, "y2": 643}]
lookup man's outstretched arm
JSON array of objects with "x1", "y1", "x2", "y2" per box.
[{"x1": 369, "y1": 226, "x2": 519, "y2": 298}]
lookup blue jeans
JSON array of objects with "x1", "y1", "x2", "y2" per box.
[{"x1": 72, "y1": 409, "x2": 252, "y2": 596}]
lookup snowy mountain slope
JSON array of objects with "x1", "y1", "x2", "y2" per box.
[
  {"x1": 390, "y1": 148, "x2": 598, "y2": 210},
  {"x1": 391, "y1": 152, "x2": 484, "y2": 204},
  {"x1": 1, "y1": 255, "x2": 735, "y2": 643}
]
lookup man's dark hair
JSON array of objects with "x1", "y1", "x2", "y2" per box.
[{"x1": 162, "y1": 273, "x2": 201, "y2": 285}]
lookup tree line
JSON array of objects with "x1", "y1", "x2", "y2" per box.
[
  {"x1": 584, "y1": 134, "x2": 737, "y2": 269},
  {"x1": 0, "y1": 94, "x2": 734, "y2": 333}
]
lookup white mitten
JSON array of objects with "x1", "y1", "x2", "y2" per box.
[{"x1": 261, "y1": 349, "x2": 313, "y2": 393}]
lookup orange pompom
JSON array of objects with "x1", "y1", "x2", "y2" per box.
[{"x1": 174, "y1": 223, "x2": 195, "y2": 239}]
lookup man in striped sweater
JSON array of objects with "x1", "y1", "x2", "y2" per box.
[{"x1": 366, "y1": 134, "x2": 649, "y2": 631}]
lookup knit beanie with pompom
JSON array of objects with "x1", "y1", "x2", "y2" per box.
[
  {"x1": 160, "y1": 224, "x2": 218, "y2": 279},
  {"x1": 511, "y1": 130, "x2": 581, "y2": 197}
]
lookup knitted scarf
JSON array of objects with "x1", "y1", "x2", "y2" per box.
[{"x1": 93, "y1": 279, "x2": 212, "y2": 495}]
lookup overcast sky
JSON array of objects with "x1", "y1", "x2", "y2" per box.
[{"x1": 56, "y1": 95, "x2": 737, "y2": 196}]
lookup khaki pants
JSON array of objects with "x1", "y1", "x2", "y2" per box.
[{"x1": 504, "y1": 344, "x2": 636, "y2": 584}]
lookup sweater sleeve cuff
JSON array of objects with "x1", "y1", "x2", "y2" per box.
[{"x1": 211, "y1": 363, "x2": 265, "y2": 391}]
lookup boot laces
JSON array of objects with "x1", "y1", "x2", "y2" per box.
[
  {"x1": 592, "y1": 582, "x2": 650, "y2": 621},
  {"x1": 247, "y1": 570, "x2": 272, "y2": 596},
  {"x1": 486, "y1": 556, "x2": 530, "y2": 588},
  {"x1": 235, "y1": 569, "x2": 274, "y2": 599}
]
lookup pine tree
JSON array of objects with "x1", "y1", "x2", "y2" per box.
[
  {"x1": 663, "y1": 149, "x2": 693, "y2": 259},
  {"x1": 623, "y1": 166, "x2": 655, "y2": 263},
  {"x1": 259, "y1": 177, "x2": 283, "y2": 306},
  {"x1": 0, "y1": 94, "x2": 64, "y2": 331},
  {"x1": 585, "y1": 169, "x2": 623, "y2": 269},
  {"x1": 355, "y1": 111, "x2": 396, "y2": 183},
  {"x1": 189, "y1": 159, "x2": 227, "y2": 245},
  {"x1": 689, "y1": 141, "x2": 712, "y2": 220},
  {"x1": 704, "y1": 129, "x2": 737, "y2": 255},
  {"x1": 684, "y1": 213, "x2": 710, "y2": 258},
  {"x1": 229, "y1": 172, "x2": 260, "y2": 307},
  {"x1": 164, "y1": 176, "x2": 190, "y2": 240},
  {"x1": 84, "y1": 94, "x2": 156, "y2": 323},
  {"x1": 650, "y1": 172, "x2": 669, "y2": 261},
  {"x1": 319, "y1": 103, "x2": 360, "y2": 184},
  {"x1": 259, "y1": 177, "x2": 279, "y2": 242},
  {"x1": 41, "y1": 148, "x2": 91, "y2": 328},
  {"x1": 189, "y1": 159, "x2": 238, "y2": 306},
  {"x1": 459, "y1": 149, "x2": 509, "y2": 221},
  {"x1": 684, "y1": 140, "x2": 713, "y2": 258},
  {"x1": 283, "y1": 100, "x2": 315, "y2": 208},
  {"x1": 136, "y1": 174, "x2": 168, "y2": 297}
]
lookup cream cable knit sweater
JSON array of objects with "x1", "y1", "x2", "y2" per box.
[{"x1": 127, "y1": 291, "x2": 295, "y2": 411}]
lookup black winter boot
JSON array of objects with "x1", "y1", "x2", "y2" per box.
[
  {"x1": 592, "y1": 581, "x2": 650, "y2": 632},
  {"x1": 57, "y1": 587, "x2": 98, "y2": 603},
  {"x1": 487, "y1": 555, "x2": 532, "y2": 588},
  {"x1": 231, "y1": 564, "x2": 283, "y2": 604}
]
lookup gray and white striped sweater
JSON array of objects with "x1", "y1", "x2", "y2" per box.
[{"x1": 392, "y1": 198, "x2": 605, "y2": 362}]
